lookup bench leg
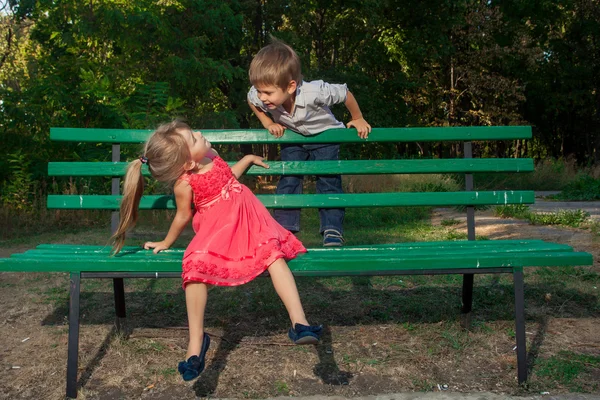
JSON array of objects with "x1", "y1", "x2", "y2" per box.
[
  {"x1": 113, "y1": 278, "x2": 127, "y2": 333},
  {"x1": 66, "y1": 272, "x2": 81, "y2": 399},
  {"x1": 513, "y1": 268, "x2": 527, "y2": 384},
  {"x1": 460, "y1": 273, "x2": 474, "y2": 328}
]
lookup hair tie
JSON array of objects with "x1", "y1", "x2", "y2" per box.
[{"x1": 139, "y1": 156, "x2": 148, "y2": 164}]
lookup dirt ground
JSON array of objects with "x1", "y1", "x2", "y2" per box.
[{"x1": 0, "y1": 207, "x2": 599, "y2": 400}]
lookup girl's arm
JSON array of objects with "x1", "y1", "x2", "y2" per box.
[
  {"x1": 230, "y1": 154, "x2": 269, "y2": 179},
  {"x1": 143, "y1": 180, "x2": 193, "y2": 254},
  {"x1": 344, "y1": 91, "x2": 372, "y2": 139}
]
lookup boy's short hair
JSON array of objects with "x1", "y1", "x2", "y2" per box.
[{"x1": 249, "y1": 38, "x2": 302, "y2": 89}]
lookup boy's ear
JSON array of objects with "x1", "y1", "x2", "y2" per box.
[{"x1": 286, "y1": 80, "x2": 297, "y2": 94}]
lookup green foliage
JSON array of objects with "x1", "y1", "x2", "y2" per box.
[
  {"x1": 2, "y1": 150, "x2": 35, "y2": 211},
  {"x1": 494, "y1": 205, "x2": 590, "y2": 228},
  {"x1": 494, "y1": 204, "x2": 531, "y2": 219},
  {"x1": 552, "y1": 175, "x2": 600, "y2": 201},
  {"x1": 1, "y1": 0, "x2": 599, "y2": 214},
  {"x1": 528, "y1": 209, "x2": 590, "y2": 227}
]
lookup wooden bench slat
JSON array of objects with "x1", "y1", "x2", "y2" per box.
[
  {"x1": 32, "y1": 239, "x2": 552, "y2": 252},
  {"x1": 48, "y1": 159, "x2": 535, "y2": 177},
  {"x1": 50, "y1": 126, "x2": 532, "y2": 144},
  {"x1": 0, "y1": 250, "x2": 592, "y2": 273},
  {"x1": 47, "y1": 191, "x2": 535, "y2": 210},
  {"x1": 15, "y1": 242, "x2": 575, "y2": 260}
]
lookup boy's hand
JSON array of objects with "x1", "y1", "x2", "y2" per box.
[
  {"x1": 143, "y1": 241, "x2": 170, "y2": 254},
  {"x1": 347, "y1": 118, "x2": 372, "y2": 139},
  {"x1": 267, "y1": 123, "x2": 286, "y2": 138}
]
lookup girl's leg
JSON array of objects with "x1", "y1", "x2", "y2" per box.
[
  {"x1": 268, "y1": 258, "x2": 309, "y2": 326},
  {"x1": 185, "y1": 282, "x2": 209, "y2": 359}
]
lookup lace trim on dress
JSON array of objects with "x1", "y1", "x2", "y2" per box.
[{"x1": 181, "y1": 233, "x2": 306, "y2": 287}]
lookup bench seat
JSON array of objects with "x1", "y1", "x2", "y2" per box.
[{"x1": 1, "y1": 240, "x2": 592, "y2": 274}]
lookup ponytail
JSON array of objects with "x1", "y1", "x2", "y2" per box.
[{"x1": 111, "y1": 159, "x2": 145, "y2": 254}]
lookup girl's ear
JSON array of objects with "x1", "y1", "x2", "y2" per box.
[
  {"x1": 286, "y1": 80, "x2": 297, "y2": 94},
  {"x1": 183, "y1": 160, "x2": 196, "y2": 171}
]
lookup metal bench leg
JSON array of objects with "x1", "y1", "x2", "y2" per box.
[
  {"x1": 113, "y1": 278, "x2": 127, "y2": 333},
  {"x1": 461, "y1": 273, "x2": 474, "y2": 328},
  {"x1": 513, "y1": 268, "x2": 527, "y2": 384},
  {"x1": 462, "y1": 142, "x2": 475, "y2": 330},
  {"x1": 67, "y1": 272, "x2": 81, "y2": 399}
]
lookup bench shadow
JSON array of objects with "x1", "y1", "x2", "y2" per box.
[
  {"x1": 39, "y1": 276, "x2": 599, "y2": 394},
  {"x1": 76, "y1": 325, "x2": 118, "y2": 392},
  {"x1": 526, "y1": 315, "x2": 549, "y2": 376}
]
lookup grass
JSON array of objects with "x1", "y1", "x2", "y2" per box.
[
  {"x1": 0, "y1": 195, "x2": 111, "y2": 243},
  {"x1": 274, "y1": 380, "x2": 290, "y2": 395},
  {"x1": 535, "y1": 352, "x2": 600, "y2": 392},
  {"x1": 343, "y1": 173, "x2": 461, "y2": 194},
  {"x1": 494, "y1": 204, "x2": 594, "y2": 230},
  {"x1": 441, "y1": 328, "x2": 472, "y2": 351},
  {"x1": 441, "y1": 218, "x2": 460, "y2": 226},
  {"x1": 472, "y1": 158, "x2": 600, "y2": 191},
  {"x1": 412, "y1": 378, "x2": 436, "y2": 392}
]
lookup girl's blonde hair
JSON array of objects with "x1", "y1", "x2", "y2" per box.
[
  {"x1": 249, "y1": 37, "x2": 302, "y2": 89},
  {"x1": 111, "y1": 120, "x2": 192, "y2": 254}
]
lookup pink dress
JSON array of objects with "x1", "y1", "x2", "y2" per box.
[{"x1": 179, "y1": 154, "x2": 306, "y2": 287}]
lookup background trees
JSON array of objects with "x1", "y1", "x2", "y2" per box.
[{"x1": 1, "y1": 0, "x2": 598, "y2": 201}]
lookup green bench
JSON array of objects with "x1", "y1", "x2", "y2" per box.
[{"x1": 0, "y1": 126, "x2": 593, "y2": 399}]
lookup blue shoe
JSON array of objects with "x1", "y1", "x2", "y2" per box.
[
  {"x1": 323, "y1": 229, "x2": 344, "y2": 247},
  {"x1": 288, "y1": 323, "x2": 323, "y2": 345},
  {"x1": 178, "y1": 333, "x2": 211, "y2": 381}
]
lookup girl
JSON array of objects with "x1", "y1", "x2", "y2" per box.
[{"x1": 112, "y1": 121, "x2": 322, "y2": 381}]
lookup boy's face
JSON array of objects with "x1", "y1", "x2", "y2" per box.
[{"x1": 254, "y1": 81, "x2": 297, "y2": 109}]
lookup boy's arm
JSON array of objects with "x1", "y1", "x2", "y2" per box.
[
  {"x1": 344, "y1": 91, "x2": 371, "y2": 139},
  {"x1": 231, "y1": 154, "x2": 269, "y2": 179},
  {"x1": 247, "y1": 100, "x2": 286, "y2": 138},
  {"x1": 143, "y1": 180, "x2": 193, "y2": 254}
]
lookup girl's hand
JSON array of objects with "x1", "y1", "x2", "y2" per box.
[
  {"x1": 143, "y1": 241, "x2": 170, "y2": 254},
  {"x1": 267, "y1": 123, "x2": 286, "y2": 138},
  {"x1": 247, "y1": 155, "x2": 270, "y2": 169},
  {"x1": 347, "y1": 118, "x2": 372, "y2": 139}
]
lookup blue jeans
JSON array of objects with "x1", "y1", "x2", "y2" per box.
[{"x1": 274, "y1": 143, "x2": 345, "y2": 234}]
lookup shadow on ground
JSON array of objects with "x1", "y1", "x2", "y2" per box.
[{"x1": 38, "y1": 275, "x2": 599, "y2": 396}]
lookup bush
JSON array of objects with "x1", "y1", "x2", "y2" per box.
[
  {"x1": 494, "y1": 205, "x2": 590, "y2": 228},
  {"x1": 551, "y1": 175, "x2": 600, "y2": 201}
]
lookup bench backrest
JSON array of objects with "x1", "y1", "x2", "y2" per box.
[{"x1": 47, "y1": 127, "x2": 534, "y2": 234}]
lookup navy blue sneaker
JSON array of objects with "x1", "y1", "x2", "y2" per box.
[
  {"x1": 323, "y1": 229, "x2": 344, "y2": 247},
  {"x1": 288, "y1": 323, "x2": 323, "y2": 345},
  {"x1": 178, "y1": 333, "x2": 211, "y2": 381}
]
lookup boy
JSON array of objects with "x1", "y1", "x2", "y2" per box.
[{"x1": 247, "y1": 39, "x2": 371, "y2": 247}]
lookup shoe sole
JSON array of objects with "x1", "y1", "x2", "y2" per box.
[
  {"x1": 294, "y1": 336, "x2": 320, "y2": 345},
  {"x1": 323, "y1": 243, "x2": 342, "y2": 247}
]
